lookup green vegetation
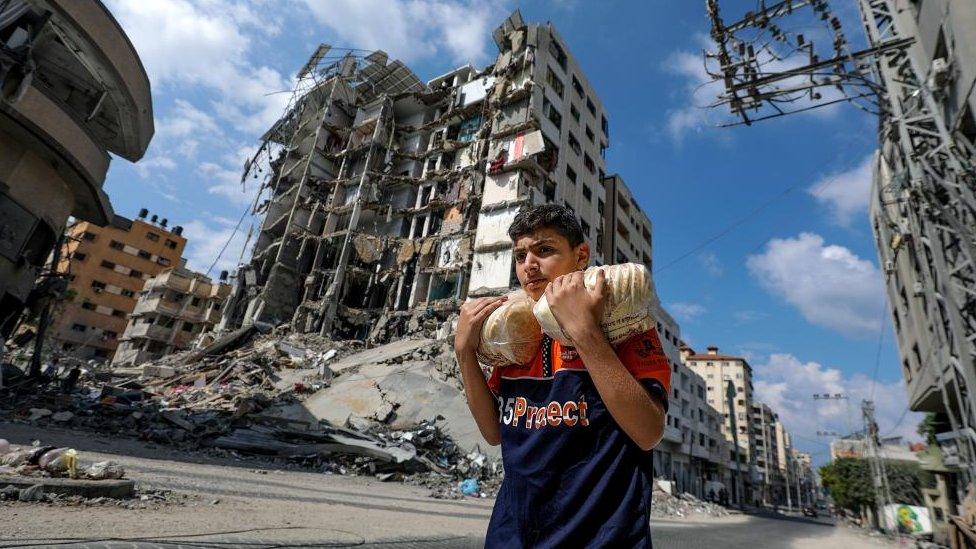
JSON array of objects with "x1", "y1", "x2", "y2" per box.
[{"x1": 819, "y1": 457, "x2": 925, "y2": 513}]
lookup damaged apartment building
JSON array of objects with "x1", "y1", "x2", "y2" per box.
[{"x1": 220, "y1": 11, "x2": 645, "y2": 340}]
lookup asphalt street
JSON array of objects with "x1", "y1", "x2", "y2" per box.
[{"x1": 0, "y1": 423, "x2": 895, "y2": 549}]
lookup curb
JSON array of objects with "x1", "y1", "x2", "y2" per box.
[{"x1": 0, "y1": 474, "x2": 135, "y2": 499}]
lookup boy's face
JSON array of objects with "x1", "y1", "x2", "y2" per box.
[{"x1": 513, "y1": 227, "x2": 589, "y2": 301}]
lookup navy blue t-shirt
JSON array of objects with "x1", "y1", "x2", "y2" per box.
[{"x1": 485, "y1": 329, "x2": 671, "y2": 548}]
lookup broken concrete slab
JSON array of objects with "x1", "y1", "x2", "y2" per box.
[
  {"x1": 264, "y1": 355, "x2": 496, "y2": 458},
  {"x1": 143, "y1": 364, "x2": 176, "y2": 378},
  {"x1": 326, "y1": 338, "x2": 431, "y2": 374},
  {"x1": 0, "y1": 475, "x2": 135, "y2": 499}
]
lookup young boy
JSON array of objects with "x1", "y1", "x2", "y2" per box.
[{"x1": 455, "y1": 204, "x2": 671, "y2": 548}]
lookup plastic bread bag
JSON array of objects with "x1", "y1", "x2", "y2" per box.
[
  {"x1": 476, "y1": 290, "x2": 543, "y2": 367},
  {"x1": 533, "y1": 263, "x2": 655, "y2": 347}
]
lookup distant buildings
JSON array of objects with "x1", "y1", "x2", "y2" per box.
[
  {"x1": 601, "y1": 174, "x2": 652, "y2": 269},
  {"x1": 0, "y1": 0, "x2": 153, "y2": 340},
  {"x1": 50, "y1": 212, "x2": 186, "y2": 362},
  {"x1": 651, "y1": 305, "x2": 731, "y2": 499},
  {"x1": 113, "y1": 267, "x2": 230, "y2": 367},
  {"x1": 684, "y1": 345, "x2": 758, "y2": 504}
]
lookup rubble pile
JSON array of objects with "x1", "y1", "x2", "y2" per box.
[
  {"x1": 650, "y1": 489, "x2": 731, "y2": 519},
  {"x1": 1, "y1": 325, "x2": 503, "y2": 498}
]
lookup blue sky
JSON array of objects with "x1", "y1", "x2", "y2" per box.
[{"x1": 100, "y1": 0, "x2": 918, "y2": 464}]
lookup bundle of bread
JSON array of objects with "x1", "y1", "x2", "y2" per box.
[
  {"x1": 532, "y1": 263, "x2": 655, "y2": 346},
  {"x1": 476, "y1": 290, "x2": 543, "y2": 367}
]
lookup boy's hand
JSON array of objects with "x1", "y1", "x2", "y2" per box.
[
  {"x1": 545, "y1": 270, "x2": 607, "y2": 343},
  {"x1": 454, "y1": 296, "x2": 508, "y2": 356}
]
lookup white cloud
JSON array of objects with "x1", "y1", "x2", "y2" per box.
[
  {"x1": 179, "y1": 217, "x2": 254, "y2": 274},
  {"x1": 299, "y1": 0, "x2": 500, "y2": 65},
  {"x1": 156, "y1": 99, "x2": 220, "y2": 140},
  {"x1": 698, "y1": 251, "x2": 723, "y2": 276},
  {"x1": 808, "y1": 155, "x2": 874, "y2": 227},
  {"x1": 668, "y1": 302, "x2": 707, "y2": 323},
  {"x1": 754, "y1": 353, "x2": 922, "y2": 453},
  {"x1": 747, "y1": 233, "x2": 885, "y2": 336},
  {"x1": 133, "y1": 155, "x2": 177, "y2": 177},
  {"x1": 662, "y1": 44, "x2": 722, "y2": 143},
  {"x1": 106, "y1": 0, "x2": 291, "y2": 135},
  {"x1": 733, "y1": 310, "x2": 766, "y2": 324}
]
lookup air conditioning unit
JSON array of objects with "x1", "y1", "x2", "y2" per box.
[
  {"x1": 913, "y1": 281, "x2": 925, "y2": 297},
  {"x1": 884, "y1": 260, "x2": 896, "y2": 274}
]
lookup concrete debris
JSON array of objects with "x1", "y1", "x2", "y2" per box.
[
  {"x1": 650, "y1": 488, "x2": 731, "y2": 519},
  {"x1": 17, "y1": 483, "x2": 45, "y2": 502},
  {"x1": 27, "y1": 408, "x2": 52, "y2": 421},
  {"x1": 86, "y1": 461, "x2": 125, "y2": 480},
  {"x1": 1, "y1": 326, "x2": 503, "y2": 498},
  {"x1": 51, "y1": 411, "x2": 73, "y2": 422}
]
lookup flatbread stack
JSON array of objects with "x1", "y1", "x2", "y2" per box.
[
  {"x1": 476, "y1": 290, "x2": 543, "y2": 367},
  {"x1": 533, "y1": 263, "x2": 654, "y2": 347}
]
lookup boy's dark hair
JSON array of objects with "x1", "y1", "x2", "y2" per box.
[{"x1": 508, "y1": 204, "x2": 584, "y2": 247}]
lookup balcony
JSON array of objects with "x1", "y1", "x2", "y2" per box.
[
  {"x1": 662, "y1": 425, "x2": 682, "y2": 444},
  {"x1": 148, "y1": 271, "x2": 192, "y2": 293},
  {"x1": 125, "y1": 322, "x2": 172, "y2": 342}
]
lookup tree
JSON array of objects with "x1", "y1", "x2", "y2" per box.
[
  {"x1": 819, "y1": 458, "x2": 925, "y2": 513},
  {"x1": 821, "y1": 458, "x2": 873, "y2": 513}
]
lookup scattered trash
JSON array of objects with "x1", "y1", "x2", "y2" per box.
[{"x1": 458, "y1": 478, "x2": 480, "y2": 496}]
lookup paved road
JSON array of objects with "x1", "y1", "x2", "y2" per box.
[
  {"x1": 0, "y1": 423, "x2": 895, "y2": 548},
  {"x1": 652, "y1": 513, "x2": 894, "y2": 549}
]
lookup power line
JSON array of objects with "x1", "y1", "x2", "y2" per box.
[
  {"x1": 653, "y1": 152, "x2": 871, "y2": 277},
  {"x1": 205, "y1": 206, "x2": 252, "y2": 277}
]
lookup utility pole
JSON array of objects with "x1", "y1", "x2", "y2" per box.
[
  {"x1": 726, "y1": 379, "x2": 744, "y2": 510},
  {"x1": 704, "y1": 0, "x2": 976, "y2": 486},
  {"x1": 862, "y1": 400, "x2": 894, "y2": 531},
  {"x1": 783, "y1": 445, "x2": 793, "y2": 513},
  {"x1": 793, "y1": 455, "x2": 803, "y2": 509}
]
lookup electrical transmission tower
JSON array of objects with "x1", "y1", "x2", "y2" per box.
[{"x1": 704, "y1": 0, "x2": 976, "y2": 485}]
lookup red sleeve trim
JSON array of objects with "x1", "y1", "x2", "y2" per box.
[{"x1": 614, "y1": 329, "x2": 672, "y2": 394}]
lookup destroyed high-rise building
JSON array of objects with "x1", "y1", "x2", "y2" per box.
[{"x1": 218, "y1": 11, "x2": 624, "y2": 340}]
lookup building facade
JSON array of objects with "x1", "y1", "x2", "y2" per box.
[
  {"x1": 684, "y1": 345, "x2": 758, "y2": 504},
  {"x1": 752, "y1": 402, "x2": 788, "y2": 506},
  {"x1": 0, "y1": 0, "x2": 153, "y2": 340},
  {"x1": 50, "y1": 213, "x2": 186, "y2": 361},
  {"x1": 113, "y1": 267, "x2": 229, "y2": 367},
  {"x1": 869, "y1": 0, "x2": 976, "y2": 484},
  {"x1": 601, "y1": 173, "x2": 652, "y2": 269},
  {"x1": 649, "y1": 304, "x2": 730, "y2": 499},
  {"x1": 217, "y1": 10, "x2": 628, "y2": 341}
]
